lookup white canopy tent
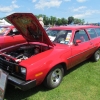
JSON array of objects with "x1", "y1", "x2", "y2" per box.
[{"x1": 0, "y1": 19, "x2": 11, "y2": 26}]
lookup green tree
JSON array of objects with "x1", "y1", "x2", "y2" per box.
[
  {"x1": 34, "y1": 14, "x2": 85, "y2": 25},
  {"x1": 61, "y1": 18, "x2": 68, "y2": 25},
  {"x1": 81, "y1": 19, "x2": 85, "y2": 24},
  {"x1": 42, "y1": 15, "x2": 49, "y2": 25},
  {"x1": 56, "y1": 18, "x2": 62, "y2": 25},
  {"x1": 74, "y1": 18, "x2": 85, "y2": 24},
  {"x1": 49, "y1": 16, "x2": 57, "y2": 26},
  {"x1": 74, "y1": 18, "x2": 81, "y2": 24},
  {"x1": 68, "y1": 16, "x2": 74, "y2": 24}
]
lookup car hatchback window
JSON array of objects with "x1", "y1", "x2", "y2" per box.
[{"x1": 95, "y1": 28, "x2": 100, "y2": 36}]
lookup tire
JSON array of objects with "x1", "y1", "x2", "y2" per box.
[
  {"x1": 44, "y1": 65, "x2": 64, "y2": 89},
  {"x1": 93, "y1": 49, "x2": 100, "y2": 62}
]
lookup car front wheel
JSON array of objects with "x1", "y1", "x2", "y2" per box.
[{"x1": 44, "y1": 65, "x2": 64, "y2": 89}]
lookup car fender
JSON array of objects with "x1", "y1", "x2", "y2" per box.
[{"x1": 22, "y1": 56, "x2": 67, "y2": 80}]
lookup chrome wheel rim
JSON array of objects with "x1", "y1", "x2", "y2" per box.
[
  {"x1": 51, "y1": 68, "x2": 62, "y2": 85},
  {"x1": 95, "y1": 51, "x2": 100, "y2": 61}
]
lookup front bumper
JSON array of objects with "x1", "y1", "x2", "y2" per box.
[{"x1": 8, "y1": 75, "x2": 36, "y2": 91}]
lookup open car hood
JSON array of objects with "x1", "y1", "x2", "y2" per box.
[{"x1": 6, "y1": 13, "x2": 53, "y2": 46}]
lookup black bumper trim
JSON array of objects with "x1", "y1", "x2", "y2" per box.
[{"x1": 8, "y1": 75, "x2": 36, "y2": 91}]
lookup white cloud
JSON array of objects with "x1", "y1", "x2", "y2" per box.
[
  {"x1": 32, "y1": 0, "x2": 37, "y2": 3},
  {"x1": 35, "y1": 0, "x2": 62, "y2": 9},
  {"x1": 12, "y1": 0, "x2": 19, "y2": 8},
  {"x1": 76, "y1": 0, "x2": 87, "y2": 3},
  {"x1": 73, "y1": 9, "x2": 100, "y2": 18},
  {"x1": 0, "y1": 0, "x2": 19, "y2": 13},
  {"x1": 12, "y1": 0, "x2": 16, "y2": 4},
  {"x1": 73, "y1": 6, "x2": 87, "y2": 12},
  {"x1": 0, "y1": 6, "x2": 13, "y2": 13},
  {"x1": 74, "y1": 13, "x2": 88, "y2": 18},
  {"x1": 86, "y1": 9, "x2": 100, "y2": 15},
  {"x1": 64, "y1": 0, "x2": 71, "y2": 1}
]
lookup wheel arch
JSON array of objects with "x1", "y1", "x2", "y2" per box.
[
  {"x1": 43, "y1": 62, "x2": 67, "y2": 88},
  {"x1": 43, "y1": 62, "x2": 67, "y2": 82}
]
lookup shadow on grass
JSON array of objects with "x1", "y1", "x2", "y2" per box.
[
  {"x1": 4, "y1": 59, "x2": 93, "y2": 100},
  {"x1": 5, "y1": 84, "x2": 49, "y2": 100}
]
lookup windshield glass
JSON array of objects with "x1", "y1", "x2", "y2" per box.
[
  {"x1": 0, "y1": 27, "x2": 10, "y2": 36},
  {"x1": 46, "y1": 30, "x2": 72, "y2": 44}
]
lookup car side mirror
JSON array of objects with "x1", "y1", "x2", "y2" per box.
[{"x1": 75, "y1": 39, "x2": 81, "y2": 45}]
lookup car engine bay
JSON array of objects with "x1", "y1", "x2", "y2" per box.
[{"x1": 0, "y1": 44, "x2": 50, "y2": 63}]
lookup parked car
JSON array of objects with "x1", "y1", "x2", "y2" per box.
[
  {"x1": 44, "y1": 26, "x2": 50, "y2": 31},
  {"x1": 0, "y1": 13, "x2": 100, "y2": 91},
  {"x1": 0, "y1": 25, "x2": 26, "y2": 49}
]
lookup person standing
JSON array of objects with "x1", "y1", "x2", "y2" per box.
[{"x1": 39, "y1": 17, "x2": 44, "y2": 27}]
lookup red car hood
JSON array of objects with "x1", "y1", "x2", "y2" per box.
[{"x1": 6, "y1": 13, "x2": 53, "y2": 46}]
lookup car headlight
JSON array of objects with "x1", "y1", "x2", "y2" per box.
[{"x1": 21, "y1": 67, "x2": 26, "y2": 74}]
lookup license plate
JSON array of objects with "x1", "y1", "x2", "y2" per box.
[{"x1": 0, "y1": 69, "x2": 8, "y2": 100}]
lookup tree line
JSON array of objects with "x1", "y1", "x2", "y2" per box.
[
  {"x1": 1, "y1": 14, "x2": 85, "y2": 26},
  {"x1": 36, "y1": 14, "x2": 85, "y2": 26}
]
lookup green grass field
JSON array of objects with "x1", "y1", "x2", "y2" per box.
[{"x1": 4, "y1": 60, "x2": 100, "y2": 100}]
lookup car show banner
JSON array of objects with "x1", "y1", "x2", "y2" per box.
[{"x1": 0, "y1": 69, "x2": 8, "y2": 100}]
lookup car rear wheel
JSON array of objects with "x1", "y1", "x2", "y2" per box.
[
  {"x1": 44, "y1": 65, "x2": 64, "y2": 89},
  {"x1": 93, "y1": 49, "x2": 100, "y2": 62}
]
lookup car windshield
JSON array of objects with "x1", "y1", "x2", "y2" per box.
[
  {"x1": 46, "y1": 30, "x2": 72, "y2": 44},
  {"x1": 0, "y1": 27, "x2": 10, "y2": 36}
]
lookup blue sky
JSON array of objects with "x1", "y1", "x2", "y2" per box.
[{"x1": 0, "y1": 0, "x2": 100, "y2": 23}]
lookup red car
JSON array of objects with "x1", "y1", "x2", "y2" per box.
[
  {"x1": 0, "y1": 25, "x2": 26, "y2": 49},
  {"x1": 0, "y1": 13, "x2": 100, "y2": 91}
]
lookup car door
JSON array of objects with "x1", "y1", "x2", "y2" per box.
[
  {"x1": 69, "y1": 29, "x2": 95, "y2": 68},
  {"x1": 2, "y1": 28, "x2": 26, "y2": 48}
]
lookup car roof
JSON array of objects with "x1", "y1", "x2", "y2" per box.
[{"x1": 48, "y1": 25, "x2": 100, "y2": 30}]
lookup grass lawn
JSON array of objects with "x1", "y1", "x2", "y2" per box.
[{"x1": 4, "y1": 60, "x2": 100, "y2": 100}]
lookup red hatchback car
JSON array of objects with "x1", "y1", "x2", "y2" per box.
[
  {"x1": 0, "y1": 25, "x2": 26, "y2": 49},
  {"x1": 0, "y1": 13, "x2": 100, "y2": 91}
]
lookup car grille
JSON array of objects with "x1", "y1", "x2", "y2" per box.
[
  {"x1": 0, "y1": 55, "x2": 25, "y2": 80},
  {"x1": 0, "y1": 55, "x2": 16, "y2": 72}
]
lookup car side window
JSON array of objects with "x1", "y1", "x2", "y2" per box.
[
  {"x1": 73, "y1": 30, "x2": 89, "y2": 43},
  {"x1": 95, "y1": 28, "x2": 100, "y2": 36},
  {"x1": 86, "y1": 28, "x2": 97, "y2": 38}
]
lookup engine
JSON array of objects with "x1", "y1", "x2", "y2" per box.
[
  {"x1": 0, "y1": 44, "x2": 50, "y2": 80},
  {"x1": 5, "y1": 45, "x2": 41, "y2": 61}
]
